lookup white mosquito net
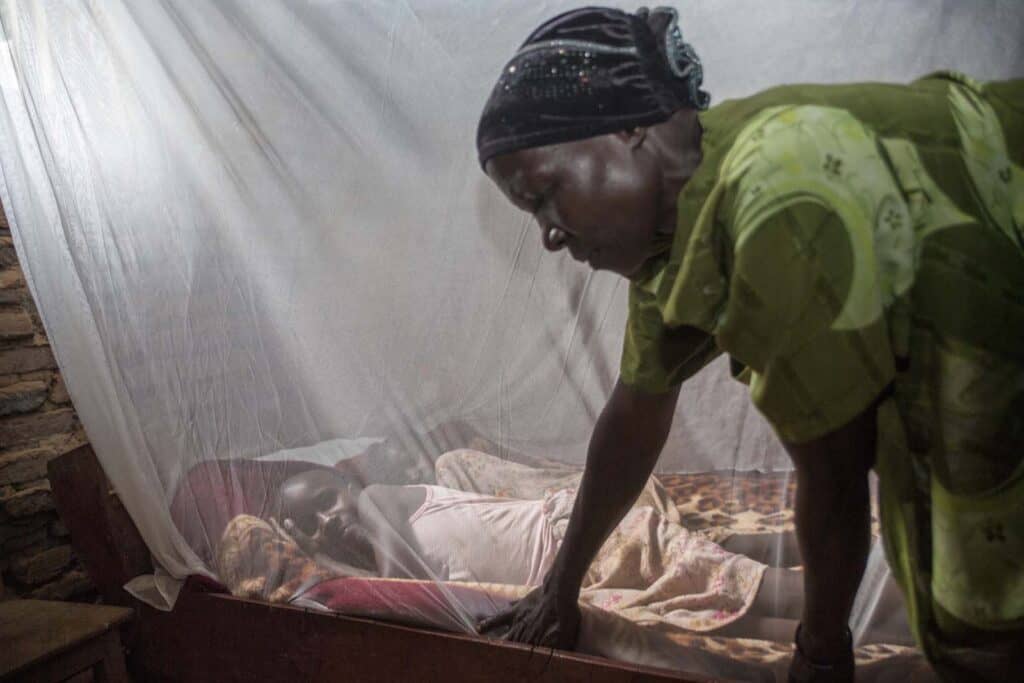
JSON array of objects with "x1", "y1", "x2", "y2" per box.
[{"x1": 0, "y1": 1, "x2": 1020, "y2": 680}]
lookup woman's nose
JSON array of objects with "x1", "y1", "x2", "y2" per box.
[{"x1": 540, "y1": 222, "x2": 568, "y2": 252}]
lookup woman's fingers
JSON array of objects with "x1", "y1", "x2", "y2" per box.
[
  {"x1": 478, "y1": 591, "x2": 572, "y2": 649},
  {"x1": 478, "y1": 606, "x2": 517, "y2": 633},
  {"x1": 488, "y1": 624, "x2": 512, "y2": 640},
  {"x1": 503, "y1": 611, "x2": 547, "y2": 646},
  {"x1": 505, "y1": 619, "x2": 525, "y2": 643}
]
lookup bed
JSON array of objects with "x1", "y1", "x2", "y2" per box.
[{"x1": 49, "y1": 444, "x2": 935, "y2": 682}]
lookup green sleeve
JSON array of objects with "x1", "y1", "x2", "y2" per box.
[
  {"x1": 980, "y1": 78, "x2": 1024, "y2": 167},
  {"x1": 716, "y1": 201, "x2": 895, "y2": 443},
  {"x1": 706, "y1": 103, "x2": 916, "y2": 443},
  {"x1": 619, "y1": 281, "x2": 721, "y2": 394}
]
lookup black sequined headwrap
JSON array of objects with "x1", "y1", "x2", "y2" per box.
[{"x1": 476, "y1": 6, "x2": 710, "y2": 169}]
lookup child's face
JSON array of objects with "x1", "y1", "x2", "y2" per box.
[
  {"x1": 280, "y1": 469, "x2": 360, "y2": 537},
  {"x1": 279, "y1": 469, "x2": 375, "y2": 570}
]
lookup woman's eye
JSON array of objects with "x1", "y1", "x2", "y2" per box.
[
  {"x1": 534, "y1": 190, "x2": 555, "y2": 213},
  {"x1": 520, "y1": 194, "x2": 541, "y2": 212}
]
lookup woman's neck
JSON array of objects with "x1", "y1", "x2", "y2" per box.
[{"x1": 651, "y1": 108, "x2": 704, "y2": 237}]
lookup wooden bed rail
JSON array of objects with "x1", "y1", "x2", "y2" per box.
[
  {"x1": 46, "y1": 445, "x2": 727, "y2": 682},
  {"x1": 134, "y1": 589, "x2": 723, "y2": 683},
  {"x1": 47, "y1": 445, "x2": 152, "y2": 606}
]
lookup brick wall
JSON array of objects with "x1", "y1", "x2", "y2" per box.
[{"x1": 0, "y1": 203, "x2": 94, "y2": 601}]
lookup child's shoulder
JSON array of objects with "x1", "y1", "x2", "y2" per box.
[{"x1": 360, "y1": 484, "x2": 428, "y2": 524}]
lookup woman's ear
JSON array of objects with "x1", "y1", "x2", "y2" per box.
[
  {"x1": 615, "y1": 126, "x2": 647, "y2": 149},
  {"x1": 632, "y1": 127, "x2": 648, "y2": 149}
]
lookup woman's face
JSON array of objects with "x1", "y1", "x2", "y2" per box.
[{"x1": 485, "y1": 131, "x2": 663, "y2": 278}]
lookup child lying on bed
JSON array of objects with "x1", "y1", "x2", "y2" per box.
[{"x1": 216, "y1": 448, "x2": 826, "y2": 640}]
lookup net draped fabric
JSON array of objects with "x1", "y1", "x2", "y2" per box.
[{"x1": 0, "y1": 1, "x2": 1021, "y2": 680}]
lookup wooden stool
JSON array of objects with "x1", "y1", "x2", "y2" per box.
[{"x1": 0, "y1": 600, "x2": 133, "y2": 682}]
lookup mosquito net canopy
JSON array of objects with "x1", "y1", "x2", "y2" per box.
[{"x1": 0, "y1": 1, "x2": 1020, "y2": 680}]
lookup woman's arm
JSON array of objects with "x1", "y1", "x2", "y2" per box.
[
  {"x1": 480, "y1": 377, "x2": 681, "y2": 647},
  {"x1": 550, "y1": 378, "x2": 682, "y2": 593}
]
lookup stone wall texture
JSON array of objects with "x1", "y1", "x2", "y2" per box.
[{"x1": 0, "y1": 203, "x2": 94, "y2": 601}]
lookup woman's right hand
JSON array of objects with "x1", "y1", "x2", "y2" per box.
[{"x1": 477, "y1": 577, "x2": 582, "y2": 650}]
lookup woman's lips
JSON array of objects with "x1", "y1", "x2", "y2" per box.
[{"x1": 570, "y1": 246, "x2": 597, "y2": 265}]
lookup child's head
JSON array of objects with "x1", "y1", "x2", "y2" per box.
[
  {"x1": 278, "y1": 468, "x2": 376, "y2": 573},
  {"x1": 279, "y1": 467, "x2": 362, "y2": 538}
]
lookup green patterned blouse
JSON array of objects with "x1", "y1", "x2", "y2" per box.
[{"x1": 620, "y1": 71, "x2": 1024, "y2": 678}]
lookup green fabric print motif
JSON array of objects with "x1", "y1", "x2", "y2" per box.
[
  {"x1": 720, "y1": 104, "x2": 913, "y2": 332},
  {"x1": 946, "y1": 71, "x2": 1023, "y2": 248}
]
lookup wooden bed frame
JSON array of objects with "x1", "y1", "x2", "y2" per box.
[{"x1": 48, "y1": 445, "x2": 727, "y2": 683}]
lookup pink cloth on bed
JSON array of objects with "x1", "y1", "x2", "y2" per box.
[{"x1": 297, "y1": 576, "x2": 518, "y2": 631}]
